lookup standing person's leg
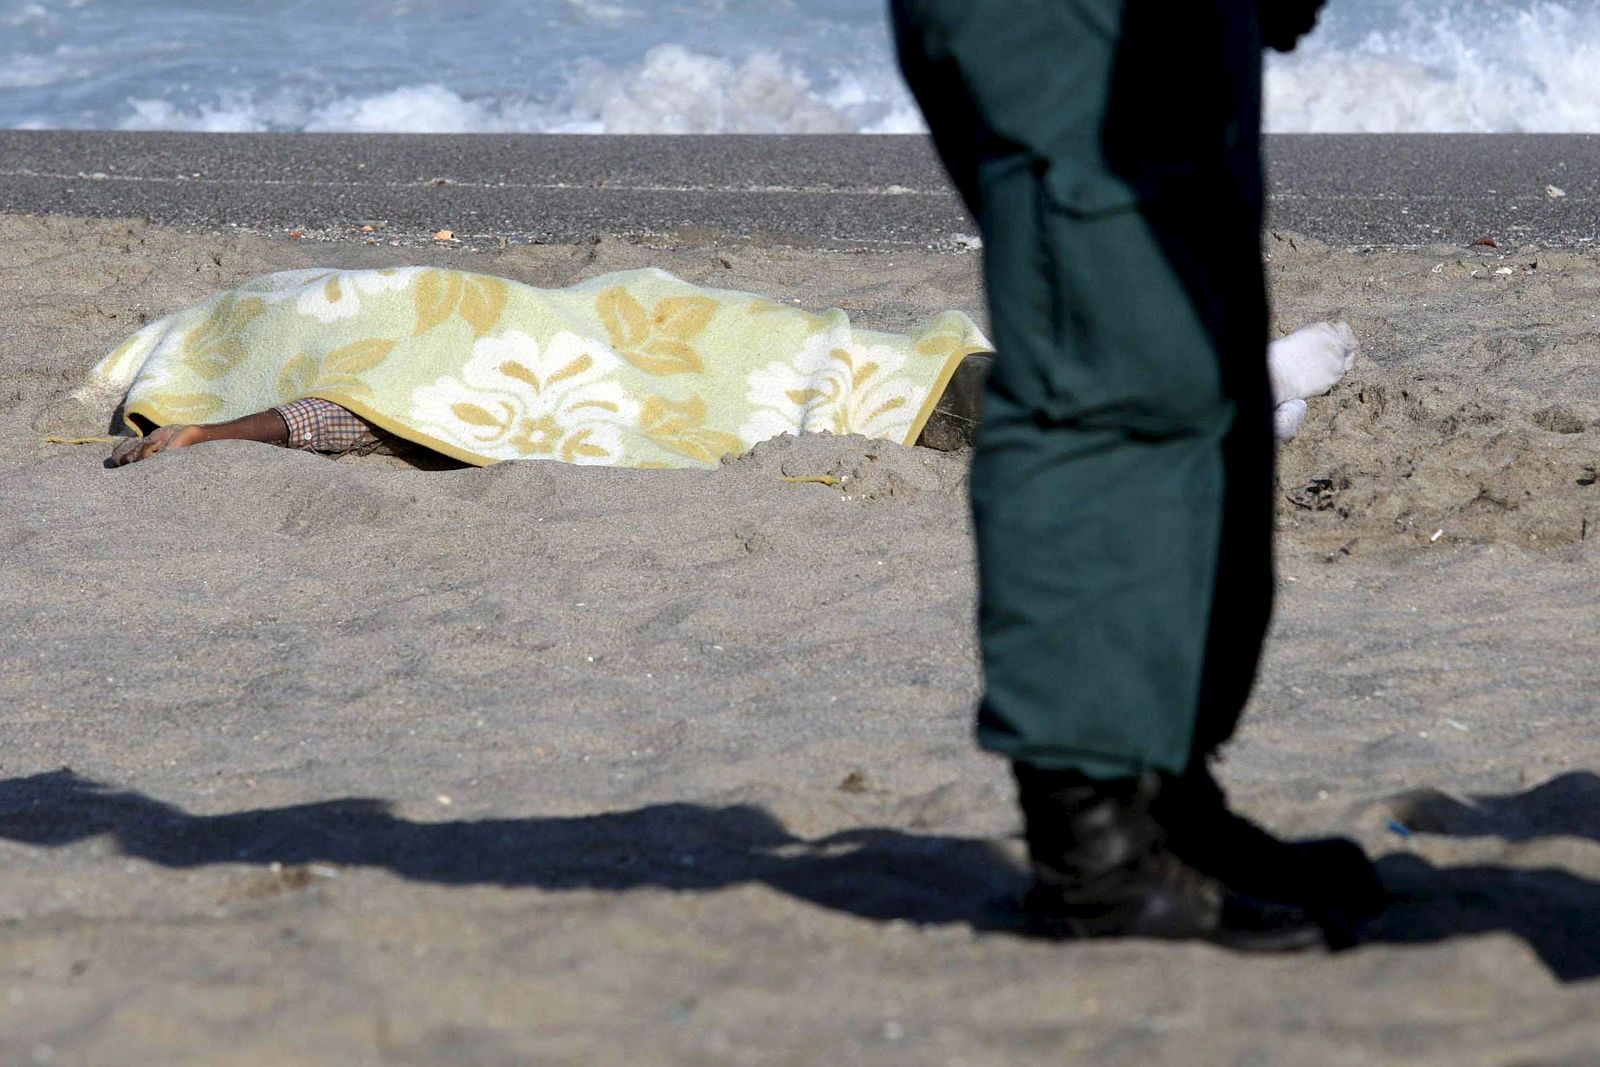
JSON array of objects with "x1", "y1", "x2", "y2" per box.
[
  {"x1": 892, "y1": 0, "x2": 1375, "y2": 943},
  {"x1": 894, "y1": 0, "x2": 1260, "y2": 797}
]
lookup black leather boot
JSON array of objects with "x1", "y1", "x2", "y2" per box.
[
  {"x1": 1013, "y1": 763, "x2": 1325, "y2": 951},
  {"x1": 1153, "y1": 763, "x2": 1387, "y2": 946}
]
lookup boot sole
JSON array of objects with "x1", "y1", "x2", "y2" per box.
[{"x1": 1022, "y1": 887, "x2": 1327, "y2": 952}]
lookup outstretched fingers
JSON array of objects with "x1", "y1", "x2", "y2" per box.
[{"x1": 110, "y1": 424, "x2": 194, "y2": 466}]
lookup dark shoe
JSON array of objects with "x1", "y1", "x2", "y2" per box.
[
  {"x1": 1153, "y1": 764, "x2": 1387, "y2": 946},
  {"x1": 1013, "y1": 764, "x2": 1325, "y2": 951},
  {"x1": 915, "y1": 352, "x2": 990, "y2": 451}
]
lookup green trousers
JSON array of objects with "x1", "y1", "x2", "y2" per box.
[{"x1": 893, "y1": 0, "x2": 1276, "y2": 778}]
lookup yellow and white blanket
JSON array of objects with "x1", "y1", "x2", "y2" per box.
[{"x1": 86, "y1": 267, "x2": 990, "y2": 468}]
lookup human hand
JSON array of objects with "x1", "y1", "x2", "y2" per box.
[{"x1": 110, "y1": 424, "x2": 209, "y2": 465}]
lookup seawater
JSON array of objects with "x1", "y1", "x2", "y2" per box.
[
  {"x1": 1266, "y1": 0, "x2": 1600, "y2": 132},
  {"x1": 1, "y1": 0, "x2": 1596, "y2": 133}
]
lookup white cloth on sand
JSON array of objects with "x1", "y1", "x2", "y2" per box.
[{"x1": 1268, "y1": 321, "x2": 1357, "y2": 441}]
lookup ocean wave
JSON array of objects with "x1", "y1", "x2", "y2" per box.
[
  {"x1": 5, "y1": 0, "x2": 1598, "y2": 134},
  {"x1": 121, "y1": 86, "x2": 548, "y2": 136},
  {"x1": 114, "y1": 45, "x2": 924, "y2": 136},
  {"x1": 1267, "y1": 2, "x2": 1600, "y2": 132},
  {"x1": 564, "y1": 45, "x2": 924, "y2": 134}
]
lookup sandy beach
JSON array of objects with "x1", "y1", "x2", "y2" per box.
[{"x1": 2, "y1": 134, "x2": 1600, "y2": 1065}]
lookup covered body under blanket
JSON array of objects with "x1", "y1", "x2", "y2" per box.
[{"x1": 85, "y1": 267, "x2": 993, "y2": 469}]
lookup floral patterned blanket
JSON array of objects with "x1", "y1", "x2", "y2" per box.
[{"x1": 85, "y1": 267, "x2": 991, "y2": 468}]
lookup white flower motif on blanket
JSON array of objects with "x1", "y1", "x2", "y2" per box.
[
  {"x1": 228, "y1": 268, "x2": 417, "y2": 320},
  {"x1": 739, "y1": 333, "x2": 928, "y2": 445},
  {"x1": 289, "y1": 269, "x2": 424, "y2": 323},
  {"x1": 238, "y1": 269, "x2": 338, "y2": 297},
  {"x1": 409, "y1": 330, "x2": 639, "y2": 464}
]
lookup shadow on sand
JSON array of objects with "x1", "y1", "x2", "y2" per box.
[
  {"x1": 0, "y1": 769, "x2": 1031, "y2": 928},
  {"x1": 1371, "y1": 771, "x2": 1600, "y2": 982},
  {"x1": 3, "y1": 770, "x2": 1600, "y2": 981}
]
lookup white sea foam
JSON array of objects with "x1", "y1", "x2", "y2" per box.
[
  {"x1": 3, "y1": 0, "x2": 1598, "y2": 134},
  {"x1": 563, "y1": 45, "x2": 918, "y2": 134},
  {"x1": 117, "y1": 83, "x2": 559, "y2": 136},
  {"x1": 565, "y1": 47, "x2": 851, "y2": 134},
  {"x1": 119, "y1": 88, "x2": 542, "y2": 136},
  {"x1": 114, "y1": 46, "x2": 923, "y2": 136},
  {"x1": 1266, "y1": 2, "x2": 1600, "y2": 132}
]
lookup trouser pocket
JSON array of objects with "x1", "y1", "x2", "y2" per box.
[{"x1": 980, "y1": 156, "x2": 1232, "y2": 440}]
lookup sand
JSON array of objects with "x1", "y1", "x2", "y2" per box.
[{"x1": 2, "y1": 211, "x2": 1600, "y2": 1065}]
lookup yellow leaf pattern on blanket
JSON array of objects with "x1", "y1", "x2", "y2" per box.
[
  {"x1": 913, "y1": 313, "x2": 991, "y2": 362},
  {"x1": 181, "y1": 295, "x2": 266, "y2": 379},
  {"x1": 316, "y1": 338, "x2": 395, "y2": 398},
  {"x1": 598, "y1": 287, "x2": 718, "y2": 375},
  {"x1": 276, "y1": 354, "x2": 318, "y2": 400},
  {"x1": 413, "y1": 270, "x2": 510, "y2": 337},
  {"x1": 747, "y1": 298, "x2": 831, "y2": 334},
  {"x1": 90, "y1": 267, "x2": 991, "y2": 469},
  {"x1": 639, "y1": 395, "x2": 747, "y2": 464},
  {"x1": 275, "y1": 340, "x2": 394, "y2": 400},
  {"x1": 155, "y1": 392, "x2": 225, "y2": 423}
]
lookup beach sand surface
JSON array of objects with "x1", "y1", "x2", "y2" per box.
[{"x1": 2, "y1": 213, "x2": 1600, "y2": 1065}]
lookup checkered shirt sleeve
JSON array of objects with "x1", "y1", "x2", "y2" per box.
[{"x1": 273, "y1": 397, "x2": 383, "y2": 453}]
